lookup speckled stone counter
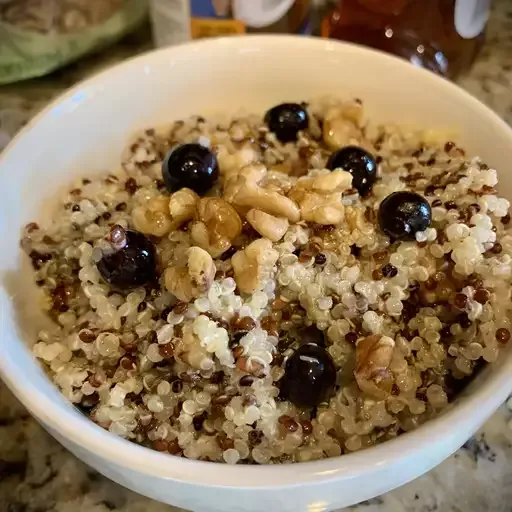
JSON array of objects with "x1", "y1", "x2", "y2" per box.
[{"x1": 2, "y1": 2, "x2": 512, "y2": 512}]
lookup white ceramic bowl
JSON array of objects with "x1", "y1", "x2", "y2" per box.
[{"x1": 1, "y1": 36, "x2": 512, "y2": 512}]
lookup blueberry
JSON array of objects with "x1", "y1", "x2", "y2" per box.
[
  {"x1": 97, "y1": 229, "x2": 156, "y2": 290},
  {"x1": 378, "y1": 191, "x2": 432, "y2": 240},
  {"x1": 162, "y1": 143, "x2": 218, "y2": 195},
  {"x1": 326, "y1": 146, "x2": 377, "y2": 196},
  {"x1": 280, "y1": 343, "x2": 337, "y2": 407},
  {"x1": 300, "y1": 325, "x2": 326, "y2": 347},
  {"x1": 264, "y1": 103, "x2": 309, "y2": 143}
]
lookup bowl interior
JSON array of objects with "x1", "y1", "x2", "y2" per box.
[{"x1": 1, "y1": 36, "x2": 512, "y2": 488}]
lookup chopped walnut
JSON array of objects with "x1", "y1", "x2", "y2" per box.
[
  {"x1": 190, "y1": 198, "x2": 242, "y2": 257},
  {"x1": 270, "y1": 163, "x2": 293, "y2": 175},
  {"x1": 246, "y1": 209, "x2": 289, "y2": 242},
  {"x1": 168, "y1": 188, "x2": 199, "y2": 229},
  {"x1": 217, "y1": 145, "x2": 259, "y2": 177},
  {"x1": 174, "y1": 323, "x2": 212, "y2": 370},
  {"x1": 164, "y1": 247, "x2": 216, "y2": 302},
  {"x1": 288, "y1": 170, "x2": 353, "y2": 225},
  {"x1": 311, "y1": 170, "x2": 353, "y2": 192},
  {"x1": 344, "y1": 205, "x2": 368, "y2": 231},
  {"x1": 132, "y1": 195, "x2": 172, "y2": 237},
  {"x1": 224, "y1": 164, "x2": 300, "y2": 222},
  {"x1": 354, "y1": 335, "x2": 395, "y2": 399},
  {"x1": 323, "y1": 102, "x2": 363, "y2": 151},
  {"x1": 232, "y1": 238, "x2": 279, "y2": 294},
  {"x1": 260, "y1": 171, "x2": 294, "y2": 195}
]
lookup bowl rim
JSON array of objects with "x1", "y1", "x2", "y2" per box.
[{"x1": 2, "y1": 34, "x2": 512, "y2": 489}]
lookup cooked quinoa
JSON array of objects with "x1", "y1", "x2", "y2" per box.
[{"x1": 21, "y1": 97, "x2": 512, "y2": 464}]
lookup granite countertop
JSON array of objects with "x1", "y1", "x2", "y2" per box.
[{"x1": 2, "y1": 2, "x2": 512, "y2": 512}]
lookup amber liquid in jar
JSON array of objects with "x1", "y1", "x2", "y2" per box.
[{"x1": 323, "y1": 0, "x2": 486, "y2": 78}]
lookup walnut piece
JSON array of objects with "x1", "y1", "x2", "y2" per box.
[
  {"x1": 354, "y1": 334, "x2": 395, "y2": 399},
  {"x1": 323, "y1": 102, "x2": 363, "y2": 151},
  {"x1": 344, "y1": 205, "x2": 368, "y2": 231},
  {"x1": 217, "y1": 145, "x2": 259, "y2": 178},
  {"x1": 174, "y1": 323, "x2": 213, "y2": 370},
  {"x1": 246, "y1": 209, "x2": 289, "y2": 242},
  {"x1": 164, "y1": 247, "x2": 216, "y2": 302},
  {"x1": 232, "y1": 238, "x2": 279, "y2": 294},
  {"x1": 224, "y1": 164, "x2": 300, "y2": 222},
  {"x1": 190, "y1": 198, "x2": 242, "y2": 258},
  {"x1": 132, "y1": 195, "x2": 172, "y2": 237},
  {"x1": 168, "y1": 188, "x2": 199, "y2": 230},
  {"x1": 288, "y1": 170, "x2": 353, "y2": 225}
]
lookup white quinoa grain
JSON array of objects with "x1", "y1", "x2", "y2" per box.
[
  {"x1": 157, "y1": 381, "x2": 171, "y2": 396},
  {"x1": 147, "y1": 343, "x2": 164, "y2": 363},
  {"x1": 147, "y1": 395, "x2": 164, "y2": 413},
  {"x1": 183, "y1": 400, "x2": 198, "y2": 415},
  {"x1": 223, "y1": 448, "x2": 241, "y2": 464}
]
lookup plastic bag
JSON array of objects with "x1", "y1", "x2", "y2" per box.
[{"x1": 0, "y1": 0, "x2": 147, "y2": 84}]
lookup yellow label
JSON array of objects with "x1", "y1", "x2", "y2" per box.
[{"x1": 190, "y1": 17, "x2": 246, "y2": 39}]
